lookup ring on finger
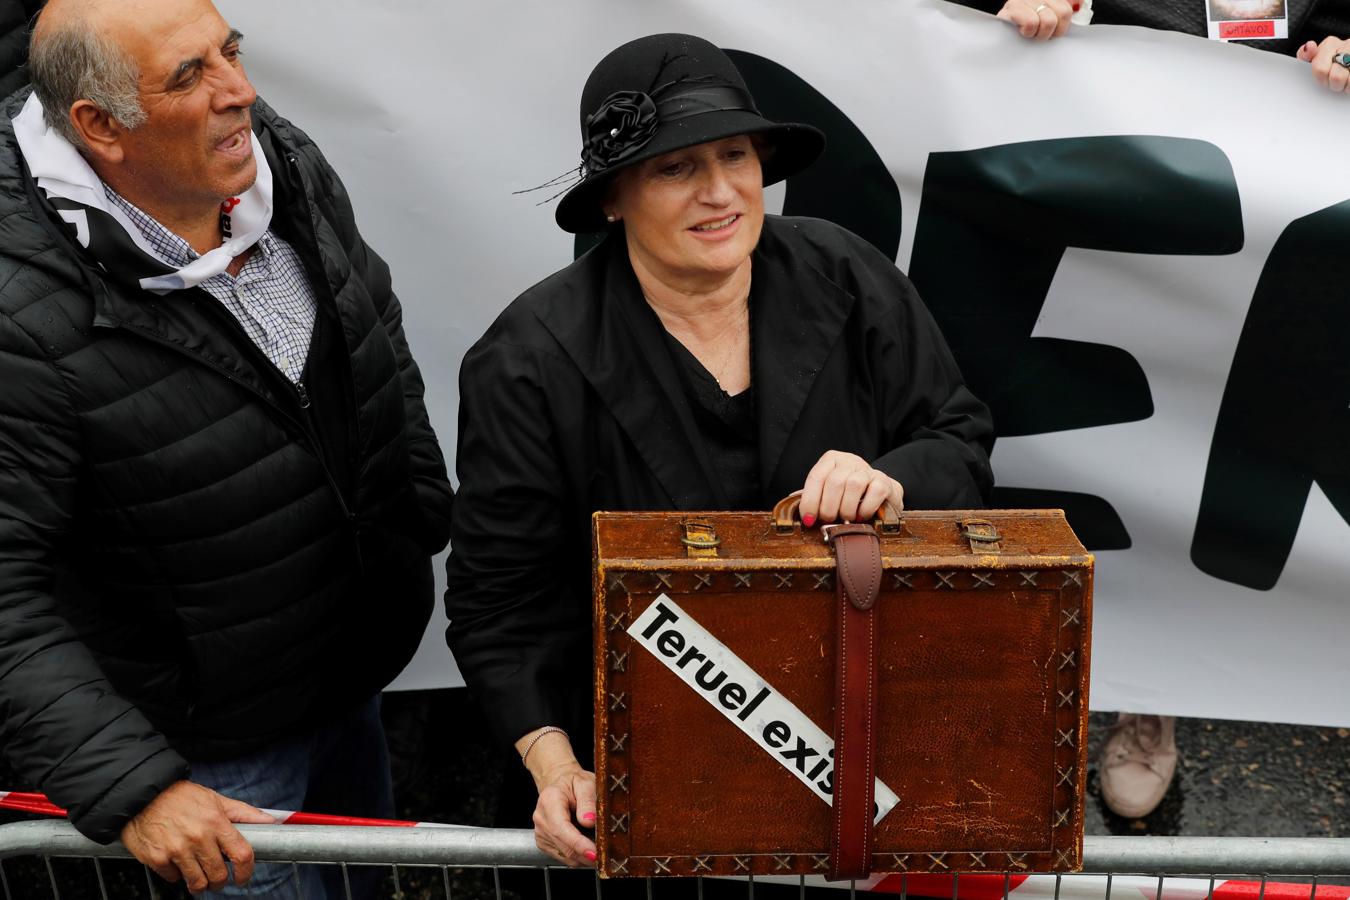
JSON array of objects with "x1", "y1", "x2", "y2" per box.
[
  {"x1": 1033, "y1": 2, "x2": 1049, "y2": 12},
  {"x1": 1334, "y1": 51, "x2": 1350, "y2": 69}
]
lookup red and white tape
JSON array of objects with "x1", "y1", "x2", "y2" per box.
[
  {"x1": 759, "y1": 872, "x2": 1350, "y2": 898},
  {"x1": 0, "y1": 790, "x2": 442, "y2": 829},
  {"x1": 5, "y1": 791, "x2": 1345, "y2": 899}
]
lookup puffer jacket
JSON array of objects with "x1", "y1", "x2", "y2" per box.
[
  {"x1": 0, "y1": 0, "x2": 41, "y2": 100},
  {"x1": 0, "y1": 89, "x2": 454, "y2": 842}
]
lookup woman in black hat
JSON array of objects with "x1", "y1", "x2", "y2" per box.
[{"x1": 445, "y1": 32, "x2": 993, "y2": 867}]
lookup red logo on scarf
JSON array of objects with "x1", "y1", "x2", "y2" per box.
[{"x1": 219, "y1": 197, "x2": 240, "y2": 239}]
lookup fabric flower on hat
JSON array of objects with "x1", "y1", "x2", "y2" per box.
[{"x1": 582, "y1": 91, "x2": 660, "y2": 174}]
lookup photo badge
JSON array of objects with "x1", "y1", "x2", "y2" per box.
[{"x1": 1206, "y1": 0, "x2": 1289, "y2": 41}]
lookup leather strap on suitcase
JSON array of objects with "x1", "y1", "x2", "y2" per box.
[{"x1": 824, "y1": 522, "x2": 883, "y2": 881}]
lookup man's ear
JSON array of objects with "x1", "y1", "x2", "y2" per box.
[{"x1": 69, "y1": 100, "x2": 126, "y2": 164}]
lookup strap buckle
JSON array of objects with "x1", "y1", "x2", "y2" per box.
[{"x1": 821, "y1": 522, "x2": 877, "y2": 544}]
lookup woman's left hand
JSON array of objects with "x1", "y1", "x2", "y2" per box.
[
  {"x1": 797, "y1": 451, "x2": 904, "y2": 527},
  {"x1": 517, "y1": 729, "x2": 598, "y2": 867},
  {"x1": 1297, "y1": 37, "x2": 1350, "y2": 94}
]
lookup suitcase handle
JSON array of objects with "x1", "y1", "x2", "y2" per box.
[{"x1": 771, "y1": 491, "x2": 905, "y2": 535}]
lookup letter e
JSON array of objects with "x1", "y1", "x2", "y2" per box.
[
  {"x1": 656, "y1": 629, "x2": 685, "y2": 658},
  {"x1": 719, "y1": 682, "x2": 747, "y2": 711}
]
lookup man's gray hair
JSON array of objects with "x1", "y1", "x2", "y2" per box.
[{"x1": 29, "y1": 16, "x2": 147, "y2": 147}]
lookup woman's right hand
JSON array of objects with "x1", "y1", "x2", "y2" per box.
[
  {"x1": 996, "y1": 0, "x2": 1079, "y2": 40},
  {"x1": 517, "y1": 728, "x2": 598, "y2": 867},
  {"x1": 1297, "y1": 37, "x2": 1350, "y2": 94}
]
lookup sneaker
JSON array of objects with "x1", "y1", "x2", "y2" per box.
[{"x1": 1099, "y1": 713, "x2": 1177, "y2": 818}]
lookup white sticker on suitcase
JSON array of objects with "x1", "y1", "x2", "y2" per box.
[{"x1": 629, "y1": 594, "x2": 900, "y2": 823}]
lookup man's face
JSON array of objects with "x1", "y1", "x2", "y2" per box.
[{"x1": 103, "y1": 0, "x2": 258, "y2": 220}]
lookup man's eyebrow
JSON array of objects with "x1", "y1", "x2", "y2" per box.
[{"x1": 166, "y1": 30, "x2": 244, "y2": 87}]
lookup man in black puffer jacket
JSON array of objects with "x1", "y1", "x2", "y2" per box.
[{"x1": 0, "y1": 0, "x2": 454, "y2": 895}]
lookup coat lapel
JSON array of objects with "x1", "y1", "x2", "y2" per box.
[
  {"x1": 751, "y1": 218, "x2": 858, "y2": 491},
  {"x1": 534, "y1": 237, "x2": 725, "y2": 509}
]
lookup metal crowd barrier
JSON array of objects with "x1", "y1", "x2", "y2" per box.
[{"x1": 3, "y1": 821, "x2": 1350, "y2": 899}]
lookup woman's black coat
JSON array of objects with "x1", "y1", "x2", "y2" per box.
[{"x1": 445, "y1": 215, "x2": 994, "y2": 750}]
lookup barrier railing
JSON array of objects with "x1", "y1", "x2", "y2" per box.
[{"x1": 3, "y1": 822, "x2": 1350, "y2": 899}]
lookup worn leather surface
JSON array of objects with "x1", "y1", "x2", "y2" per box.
[
  {"x1": 594, "y1": 508, "x2": 1093, "y2": 879},
  {"x1": 827, "y1": 526, "x2": 882, "y2": 880}
]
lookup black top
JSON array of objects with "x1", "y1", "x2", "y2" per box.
[
  {"x1": 446, "y1": 215, "x2": 995, "y2": 749},
  {"x1": 663, "y1": 333, "x2": 762, "y2": 509}
]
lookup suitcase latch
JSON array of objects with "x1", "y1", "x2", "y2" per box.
[
  {"x1": 960, "y1": 518, "x2": 1002, "y2": 554},
  {"x1": 681, "y1": 521, "x2": 721, "y2": 558}
]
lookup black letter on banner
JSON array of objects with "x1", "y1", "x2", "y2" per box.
[
  {"x1": 724, "y1": 50, "x2": 901, "y2": 258},
  {"x1": 1192, "y1": 200, "x2": 1350, "y2": 589},
  {"x1": 908, "y1": 136, "x2": 1243, "y2": 549},
  {"x1": 573, "y1": 51, "x2": 902, "y2": 261}
]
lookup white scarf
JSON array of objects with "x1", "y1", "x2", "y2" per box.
[{"x1": 12, "y1": 92, "x2": 273, "y2": 294}]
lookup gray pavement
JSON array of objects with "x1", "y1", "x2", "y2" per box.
[{"x1": 1083, "y1": 711, "x2": 1350, "y2": 838}]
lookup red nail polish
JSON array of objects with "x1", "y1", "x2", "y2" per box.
[
  {"x1": 802, "y1": 514, "x2": 816, "y2": 527},
  {"x1": 1073, "y1": 2, "x2": 1081, "y2": 10},
  {"x1": 584, "y1": 850, "x2": 597, "y2": 862},
  {"x1": 581, "y1": 812, "x2": 595, "y2": 823}
]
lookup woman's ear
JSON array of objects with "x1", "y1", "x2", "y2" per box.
[{"x1": 602, "y1": 173, "x2": 628, "y2": 224}]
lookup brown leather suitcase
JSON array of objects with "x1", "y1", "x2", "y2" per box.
[{"x1": 592, "y1": 500, "x2": 1093, "y2": 880}]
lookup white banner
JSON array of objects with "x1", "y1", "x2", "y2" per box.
[{"x1": 223, "y1": 0, "x2": 1350, "y2": 726}]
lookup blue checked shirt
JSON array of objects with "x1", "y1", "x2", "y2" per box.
[{"x1": 104, "y1": 185, "x2": 318, "y2": 385}]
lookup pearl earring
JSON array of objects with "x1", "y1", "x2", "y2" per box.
[{"x1": 605, "y1": 213, "x2": 617, "y2": 223}]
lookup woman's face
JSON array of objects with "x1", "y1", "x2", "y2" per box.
[{"x1": 609, "y1": 135, "x2": 765, "y2": 289}]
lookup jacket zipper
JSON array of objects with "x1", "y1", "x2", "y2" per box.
[{"x1": 283, "y1": 153, "x2": 362, "y2": 465}]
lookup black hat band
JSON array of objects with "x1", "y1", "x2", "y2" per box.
[
  {"x1": 582, "y1": 83, "x2": 758, "y2": 175},
  {"x1": 656, "y1": 84, "x2": 758, "y2": 120}
]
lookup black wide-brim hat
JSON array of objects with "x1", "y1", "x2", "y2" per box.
[{"x1": 555, "y1": 33, "x2": 825, "y2": 234}]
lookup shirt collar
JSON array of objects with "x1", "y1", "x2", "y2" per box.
[{"x1": 102, "y1": 182, "x2": 272, "y2": 271}]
